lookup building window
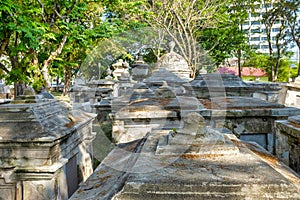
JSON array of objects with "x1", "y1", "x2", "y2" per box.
[
  {"x1": 251, "y1": 37, "x2": 260, "y2": 41},
  {"x1": 242, "y1": 29, "x2": 249, "y2": 33},
  {"x1": 272, "y1": 28, "x2": 280, "y2": 32},
  {"x1": 251, "y1": 29, "x2": 260, "y2": 33},
  {"x1": 261, "y1": 45, "x2": 269, "y2": 49},
  {"x1": 254, "y1": 5, "x2": 261, "y2": 9},
  {"x1": 275, "y1": 20, "x2": 281, "y2": 24},
  {"x1": 263, "y1": 3, "x2": 272, "y2": 8},
  {"x1": 252, "y1": 21, "x2": 260, "y2": 25},
  {"x1": 261, "y1": 29, "x2": 266, "y2": 33},
  {"x1": 261, "y1": 37, "x2": 268, "y2": 41}
]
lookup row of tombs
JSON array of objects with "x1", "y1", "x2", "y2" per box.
[
  {"x1": 0, "y1": 50, "x2": 299, "y2": 199},
  {"x1": 70, "y1": 51, "x2": 299, "y2": 198}
]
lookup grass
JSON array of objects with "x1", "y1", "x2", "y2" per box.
[
  {"x1": 51, "y1": 91, "x2": 70, "y2": 103},
  {"x1": 242, "y1": 76, "x2": 269, "y2": 82},
  {"x1": 92, "y1": 123, "x2": 115, "y2": 169}
]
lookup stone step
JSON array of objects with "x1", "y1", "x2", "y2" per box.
[{"x1": 117, "y1": 182, "x2": 298, "y2": 200}]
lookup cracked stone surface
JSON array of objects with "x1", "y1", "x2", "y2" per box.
[{"x1": 71, "y1": 129, "x2": 300, "y2": 200}]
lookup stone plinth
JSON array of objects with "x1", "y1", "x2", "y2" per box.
[
  {"x1": 144, "y1": 68, "x2": 189, "y2": 90},
  {"x1": 189, "y1": 74, "x2": 281, "y2": 102},
  {"x1": 282, "y1": 81, "x2": 300, "y2": 108},
  {"x1": 69, "y1": 82, "x2": 114, "y2": 113},
  {"x1": 91, "y1": 98, "x2": 112, "y2": 123},
  {"x1": 0, "y1": 97, "x2": 96, "y2": 199},
  {"x1": 71, "y1": 120, "x2": 300, "y2": 199},
  {"x1": 276, "y1": 115, "x2": 300, "y2": 174},
  {"x1": 111, "y1": 80, "x2": 204, "y2": 144},
  {"x1": 112, "y1": 102, "x2": 181, "y2": 144},
  {"x1": 86, "y1": 79, "x2": 115, "y2": 89},
  {"x1": 154, "y1": 50, "x2": 191, "y2": 80},
  {"x1": 199, "y1": 97, "x2": 300, "y2": 153},
  {"x1": 131, "y1": 56, "x2": 149, "y2": 82},
  {"x1": 112, "y1": 59, "x2": 130, "y2": 80}
]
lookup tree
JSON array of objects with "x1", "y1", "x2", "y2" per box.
[
  {"x1": 134, "y1": 0, "x2": 231, "y2": 78},
  {"x1": 0, "y1": 0, "x2": 149, "y2": 97},
  {"x1": 281, "y1": 0, "x2": 300, "y2": 76},
  {"x1": 243, "y1": 51, "x2": 295, "y2": 82},
  {"x1": 0, "y1": 0, "x2": 44, "y2": 95},
  {"x1": 243, "y1": 52, "x2": 272, "y2": 79},
  {"x1": 261, "y1": 0, "x2": 289, "y2": 81}
]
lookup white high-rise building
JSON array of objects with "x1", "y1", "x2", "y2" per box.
[
  {"x1": 242, "y1": 3, "x2": 284, "y2": 54},
  {"x1": 242, "y1": 2, "x2": 300, "y2": 64}
]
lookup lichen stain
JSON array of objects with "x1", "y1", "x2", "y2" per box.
[{"x1": 180, "y1": 154, "x2": 224, "y2": 160}]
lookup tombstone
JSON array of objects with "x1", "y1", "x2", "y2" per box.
[
  {"x1": 0, "y1": 95, "x2": 97, "y2": 199},
  {"x1": 112, "y1": 59, "x2": 130, "y2": 80},
  {"x1": 198, "y1": 96, "x2": 300, "y2": 153},
  {"x1": 189, "y1": 73, "x2": 282, "y2": 103},
  {"x1": 283, "y1": 79, "x2": 300, "y2": 108},
  {"x1": 276, "y1": 115, "x2": 300, "y2": 174},
  {"x1": 117, "y1": 70, "x2": 134, "y2": 97},
  {"x1": 154, "y1": 41, "x2": 191, "y2": 80},
  {"x1": 131, "y1": 55, "x2": 149, "y2": 82},
  {"x1": 144, "y1": 68, "x2": 189, "y2": 93},
  {"x1": 71, "y1": 112, "x2": 300, "y2": 200},
  {"x1": 110, "y1": 63, "x2": 203, "y2": 144}
]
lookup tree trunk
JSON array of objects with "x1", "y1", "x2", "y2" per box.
[
  {"x1": 237, "y1": 48, "x2": 241, "y2": 78},
  {"x1": 42, "y1": 35, "x2": 68, "y2": 91},
  {"x1": 298, "y1": 50, "x2": 300, "y2": 77},
  {"x1": 63, "y1": 67, "x2": 71, "y2": 96},
  {"x1": 297, "y1": 40, "x2": 300, "y2": 77}
]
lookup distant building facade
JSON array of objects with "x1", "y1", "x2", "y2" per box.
[
  {"x1": 242, "y1": 1, "x2": 284, "y2": 54},
  {"x1": 239, "y1": 0, "x2": 300, "y2": 64}
]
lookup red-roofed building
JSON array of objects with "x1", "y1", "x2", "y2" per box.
[{"x1": 218, "y1": 66, "x2": 268, "y2": 80}]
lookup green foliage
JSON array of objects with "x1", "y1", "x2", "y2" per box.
[
  {"x1": 243, "y1": 51, "x2": 298, "y2": 82},
  {"x1": 0, "y1": 0, "x2": 146, "y2": 91},
  {"x1": 201, "y1": 26, "x2": 246, "y2": 66},
  {"x1": 2, "y1": 0, "x2": 297, "y2": 88},
  {"x1": 277, "y1": 60, "x2": 298, "y2": 82},
  {"x1": 242, "y1": 76, "x2": 268, "y2": 82},
  {"x1": 243, "y1": 52, "x2": 271, "y2": 69}
]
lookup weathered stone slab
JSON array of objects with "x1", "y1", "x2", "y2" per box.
[
  {"x1": 144, "y1": 68, "x2": 189, "y2": 88},
  {"x1": 189, "y1": 74, "x2": 281, "y2": 102},
  {"x1": 71, "y1": 129, "x2": 300, "y2": 200},
  {"x1": 154, "y1": 44, "x2": 191, "y2": 80},
  {"x1": 211, "y1": 97, "x2": 284, "y2": 110},
  {"x1": 0, "y1": 97, "x2": 97, "y2": 199},
  {"x1": 276, "y1": 116, "x2": 300, "y2": 174}
]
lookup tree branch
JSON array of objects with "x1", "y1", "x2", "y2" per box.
[
  {"x1": 0, "y1": 63, "x2": 9, "y2": 74},
  {"x1": 42, "y1": 35, "x2": 68, "y2": 88},
  {"x1": 36, "y1": 0, "x2": 48, "y2": 22}
]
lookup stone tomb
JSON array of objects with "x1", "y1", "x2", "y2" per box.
[
  {"x1": 189, "y1": 73, "x2": 281, "y2": 102},
  {"x1": 111, "y1": 78, "x2": 202, "y2": 144},
  {"x1": 153, "y1": 41, "x2": 191, "y2": 80},
  {"x1": 69, "y1": 79, "x2": 115, "y2": 114},
  {"x1": 199, "y1": 96, "x2": 300, "y2": 153},
  {"x1": 0, "y1": 96, "x2": 96, "y2": 199},
  {"x1": 276, "y1": 115, "x2": 300, "y2": 174},
  {"x1": 71, "y1": 112, "x2": 300, "y2": 199},
  {"x1": 112, "y1": 80, "x2": 300, "y2": 152},
  {"x1": 282, "y1": 78, "x2": 300, "y2": 108}
]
